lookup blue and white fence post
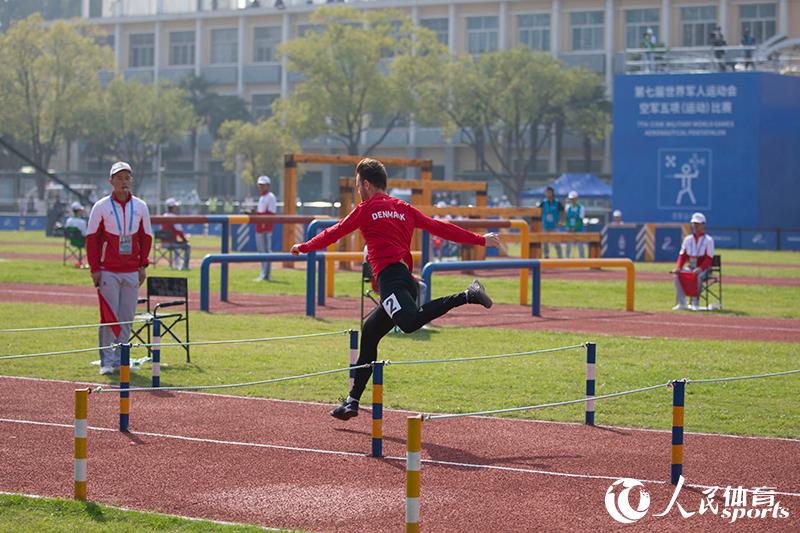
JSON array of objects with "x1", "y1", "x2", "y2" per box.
[
  {"x1": 585, "y1": 342, "x2": 596, "y2": 425},
  {"x1": 151, "y1": 318, "x2": 161, "y2": 388},
  {"x1": 349, "y1": 330, "x2": 358, "y2": 389}
]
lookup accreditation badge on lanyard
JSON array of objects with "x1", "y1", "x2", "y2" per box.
[{"x1": 112, "y1": 199, "x2": 135, "y2": 255}]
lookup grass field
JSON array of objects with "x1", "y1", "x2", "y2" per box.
[{"x1": 1, "y1": 231, "x2": 798, "y2": 529}]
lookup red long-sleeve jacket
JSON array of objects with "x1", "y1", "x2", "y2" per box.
[
  {"x1": 676, "y1": 232, "x2": 714, "y2": 271},
  {"x1": 298, "y1": 192, "x2": 485, "y2": 278},
  {"x1": 86, "y1": 193, "x2": 153, "y2": 273}
]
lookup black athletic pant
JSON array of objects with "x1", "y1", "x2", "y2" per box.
[{"x1": 349, "y1": 262, "x2": 468, "y2": 401}]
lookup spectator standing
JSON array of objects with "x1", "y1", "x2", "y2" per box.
[
  {"x1": 86, "y1": 162, "x2": 152, "y2": 375},
  {"x1": 711, "y1": 27, "x2": 728, "y2": 71},
  {"x1": 671, "y1": 212, "x2": 714, "y2": 311},
  {"x1": 537, "y1": 186, "x2": 564, "y2": 258},
  {"x1": 564, "y1": 191, "x2": 586, "y2": 258},
  {"x1": 611, "y1": 209, "x2": 624, "y2": 225},
  {"x1": 162, "y1": 198, "x2": 192, "y2": 270},
  {"x1": 254, "y1": 175, "x2": 277, "y2": 281},
  {"x1": 65, "y1": 201, "x2": 88, "y2": 236},
  {"x1": 741, "y1": 28, "x2": 755, "y2": 69},
  {"x1": 642, "y1": 27, "x2": 657, "y2": 72},
  {"x1": 207, "y1": 195, "x2": 219, "y2": 214}
]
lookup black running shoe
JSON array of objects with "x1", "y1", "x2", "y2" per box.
[
  {"x1": 330, "y1": 398, "x2": 359, "y2": 420},
  {"x1": 466, "y1": 279, "x2": 493, "y2": 309}
]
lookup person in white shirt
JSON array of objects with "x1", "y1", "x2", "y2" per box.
[
  {"x1": 670, "y1": 212, "x2": 715, "y2": 311},
  {"x1": 64, "y1": 201, "x2": 88, "y2": 236},
  {"x1": 254, "y1": 175, "x2": 277, "y2": 281}
]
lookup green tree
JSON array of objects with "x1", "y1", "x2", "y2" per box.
[
  {"x1": 83, "y1": 78, "x2": 194, "y2": 190},
  {"x1": 213, "y1": 118, "x2": 298, "y2": 190},
  {"x1": 441, "y1": 47, "x2": 570, "y2": 204},
  {"x1": 275, "y1": 6, "x2": 447, "y2": 155},
  {"x1": 179, "y1": 74, "x2": 250, "y2": 172},
  {"x1": 0, "y1": 14, "x2": 112, "y2": 196},
  {"x1": 562, "y1": 68, "x2": 611, "y2": 173}
]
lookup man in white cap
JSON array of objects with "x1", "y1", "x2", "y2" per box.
[
  {"x1": 565, "y1": 190, "x2": 585, "y2": 258},
  {"x1": 670, "y1": 212, "x2": 714, "y2": 310},
  {"x1": 86, "y1": 162, "x2": 152, "y2": 374},
  {"x1": 611, "y1": 209, "x2": 623, "y2": 225},
  {"x1": 254, "y1": 175, "x2": 277, "y2": 281},
  {"x1": 65, "y1": 201, "x2": 88, "y2": 237},
  {"x1": 162, "y1": 197, "x2": 191, "y2": 270}
]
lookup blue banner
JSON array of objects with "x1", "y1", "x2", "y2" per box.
[
  {"x1": 602, "y1": 225, "x2": 639, "y2": 259},
  {"x1": 780, "y1": 230, "x2": 800, "y2": 251},
  {"x1": 613, "y1": 72, "x2": 800, "y2": 229},
  {"x1": 0, "y1": 216, "x2": 19, "y2": 231},
  {"x1": 654, "y1": 226, "x2": 683, "y2": 262},
  {"x1": 740, "y1": 230, "x2": 778, "y2": 250},
  {"x1": 710, "y1": 229, "x2": 740, "y2": 249},
  {"x1": 23, "y1": 216, "x2": 46, "y2": 230}
]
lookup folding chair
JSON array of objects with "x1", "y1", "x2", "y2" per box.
[
  {"x1": 699, "y1": 254, "x2": 722, "y2": 310},
  {"x1": 63, "y1": 226, "x2": 86, "y2": 267},
  {"x1": 130, "y1": 276, "x2": 191, "y2": 362},
  {"x1": 151, "y1": 228, "x2": 176, "y2": 269}
]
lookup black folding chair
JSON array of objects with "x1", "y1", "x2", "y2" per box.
[
  {"x1": 700, "y1": 255, "x2": 723, "y2": 310},
  {"x1": 130, "y1": 276, "x2": 190, "y2": 362},
  {"x1": 151, "y1": 228, "x2": 176, "y2": 269},
  {"x1": 63, "y1": 226, "x2": 86, "y2": 266}
]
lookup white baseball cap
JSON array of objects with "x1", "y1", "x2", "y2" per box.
[
  {"x1": 257, "y1": 175, "x2": 271, "y2": 185},
  {"x1": 612, "y1": 209, "x2": 622, "y2": 218},
  {"x1": 109, "y1": 161, "x2": 132, "y2": 177},
  {"x1": 71, "y1": 201, "x2": 83, "y2": 211},
  {"x1": 165, "y1": 197, "x2": 180, "y2": 208},
  {"x1": 690, "y1": 212, "x2": 706, "y2": 224},
  {"x1": 568, "y1": 190, "x2": 578, "y2": 199}
]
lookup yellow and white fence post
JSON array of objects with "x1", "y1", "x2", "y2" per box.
[
  {"x1": 406, "y1": 414, "x2": 423, "y2": 532},
  {"x1": 74, "y1": 388, "x2": 90, "y2": 500}
]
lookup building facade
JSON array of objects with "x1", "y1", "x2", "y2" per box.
[{"x1": 57, "y1": 1, "x2": 800, "y2": 202}]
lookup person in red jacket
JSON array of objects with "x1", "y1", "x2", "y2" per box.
[
  {"x1": 670, "y1": 212, "x2": 714, "y2": 311},
  {"x1": 291, "y1": 158, "x2": 501, "y2": 420},
  {"x1": 86, "y1": 162, "x2": 153, "y2": 374}
]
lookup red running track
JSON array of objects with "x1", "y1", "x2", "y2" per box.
[
  {"x1": 2, "y1": 282, "x2": 799, "y2": 343},
  {"x1": 0, "y1": 376, "x2": 798, "y2": 532}
]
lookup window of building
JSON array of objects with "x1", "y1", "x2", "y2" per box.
[
  {"x1": 129, "y1": 33, "x2": 155, "y2": 68},
  {"x1": 420, "y1": 18, "x2": 449, "y2": 46},
  {"x1": 94, "y1": 34, "x2": 114, "y2": 51},
  {"x1": 518, "y1": 13, "x2": 550, "y2": 51},
  {"x1": 211, "y1": 28, "x2": 238, "y2": 64},
  {"x1": 467, "y1": 16, "x2": 498, "y2": 55},
  {"x1": 254, "y1": 26, "x2": 281, "y2": 63},
  {"x1": 169, "y1": 31, "x2": 195, "y2": 66},
  {"x1": 251, "y1": 93, "x2": 279, "y2": 120},
  {"x1": 297, "y1": 24, "x2": 322, "y2": 37},
  {"x1": 625, "y1": 9, "x2": 660, "y2": 48},
  {"x1": 740, "y1": 3, "x2": 776, "y2": 44},
  {"x1": 571, "y1": 11, "x2": 604, "y2": 51},
  {"x1": 681, "y1": 6, "x2": 717, "y2": 47}
]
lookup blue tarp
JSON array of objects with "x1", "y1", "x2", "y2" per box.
[{"x1": 522, "y1": 173, "x2": 612, "y2": 199}]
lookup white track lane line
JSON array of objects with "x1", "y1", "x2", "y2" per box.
[
  {"x1": 2, "y1": 417, "x2": 798, "y2": 498},
  {"x1": 1, "y1": 375, "x2": 798, "y2": 443}
]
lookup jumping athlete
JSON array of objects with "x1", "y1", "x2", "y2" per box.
[{"x1": 291, "y1": 158, "x2": 501, "y2": 420}]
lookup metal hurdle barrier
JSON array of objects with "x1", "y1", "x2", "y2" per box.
[
  {"x1": 199, "y1": 253, "x2": 323, "y2": 312},
  {"x1": 539, "y1": 258, "x2": 636, "y2": 311},
  {"x1": 420, "y1": 259, "x2": 542, "y2": 316}
]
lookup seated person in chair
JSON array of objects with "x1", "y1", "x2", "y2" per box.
[
  {"x1": 65, "y1": 201, "x2": 88, "y2": 236},
  {"x1": 161, "y1": 198, "x2": 191, "y2": 270},
  {"x1": 671, "y1": 212, "x2": 714, "y2": 311}
]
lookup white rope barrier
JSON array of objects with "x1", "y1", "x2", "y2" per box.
[
  {"x1": 130, "y1": 329, "x2": 352, "y2": 349},
  {"x1": 688, "y1": 368, "x2": 800, "y2": 384},
  {"x1": 93, "y1": 363, "x2": 372, "y2": 393},
  {"x1": 387, "y1": 344, "x2": 586, "y2": 366},
  {"x1": 0, "y1": 319, "x2": 147, "y2": 333},
  {"x1": 0, "y1": 344, "x2": 118, "y2": 361},
  {"x1": 426, "y1": 382, "x2": 670, "y2": 421}
]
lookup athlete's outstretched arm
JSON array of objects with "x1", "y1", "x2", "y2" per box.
[
  {"x1": 291, "y1": 205, "x2": 362, "y2": 255},
  {"x1": 412, "y1": 207, "x2": 500, "y2": 248}
]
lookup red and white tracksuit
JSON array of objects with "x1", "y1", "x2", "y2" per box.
[
  {"x1": 87, "y1": 193, "x2": 152, "y2": 366},
  {"x1": 674, "y1": 232, "x2": 715, "y2": 306}
]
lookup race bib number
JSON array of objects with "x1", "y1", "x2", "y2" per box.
[
  {"x1": 381, "y1": 293, "x2": 401, "y2": 318},
  {"x1": 119, "y1": 234, "x2": 132, "y2": 255}
]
